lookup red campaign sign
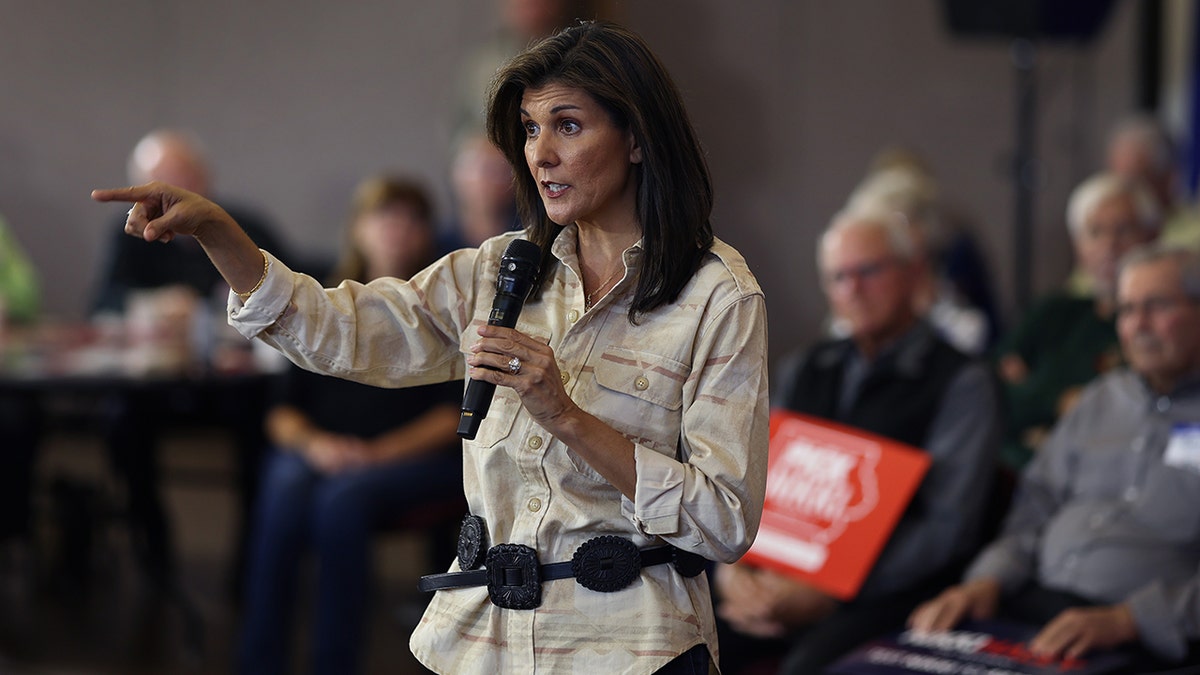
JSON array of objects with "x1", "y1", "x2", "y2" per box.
[{"x1": 741, "y1": 409, "x2": 931, "y2": 600}]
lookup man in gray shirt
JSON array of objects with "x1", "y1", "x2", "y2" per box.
[{"x1": 910, "y1": 242, "x2": 1200, "y2": 668}]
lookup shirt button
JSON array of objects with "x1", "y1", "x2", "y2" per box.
[
  {"x1": 560, "y1": 370, "x2": 570, "y2": 385},
  {"x1": 1124, "y1": 486, "x2": 1139, "y2": 502},
  {"x1": 567, "y1": 309, "x2": 580, "y2": 324},
  {"x1": 634, "y1": 376, "x2": 649, "y2": 391},
  {"x1": 527, "y1": 497, "x2": 542, "y2": 512},
  {"x1": 1157, "y1": 396, "x2": 1172, "y2": 413},
  {"x1": 527, "y1": 435, "x2": 543, "y2": 450}
]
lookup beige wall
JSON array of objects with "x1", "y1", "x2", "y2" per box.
[{"x1": 0, "y1": 0, "x2": 1141, "y2": 368}]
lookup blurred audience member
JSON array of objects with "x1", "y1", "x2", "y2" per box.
[
  {"x1": 92, "y1": 128, "x2": 289, "y2": 313},
  {"x1": 237, "y1": 176, "x2": 462, "y2": 675},
  {"x1": 1108, "y1": 114, "x2": 1200, "y2": 249},
  {"x1": 910, "y1": 243, "x2": 1200, "y2": 671},
  {"x1": 714, "y1": 210, "x2": 1001, "y2": 674},
  {"x1": 0, "y1": 211, "x2": 40, "y2": 556},
  {"x1": 452, "y1": 0, "x2": 573, "y2": 139},
  {"x1": 844, "y1": 146, "x2": 1002, "y2": 354},
  {"x1": 89, "y1": 128, "x2": 289, "y2": 589},
  {"x1": 0, "y1": 212, "x2": 39, "y2": 326},
  {"x1": 995, "y1": 172, "x2": 1160, "y2": 471},
  {"x1": 1067, "y1": 115, "x2": 1200, "y2": 295},
  {"x1": 438, "y1": 132, "x2": 518, "y2": 253}
]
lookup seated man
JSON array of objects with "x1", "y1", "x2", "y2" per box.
[
  {"x1": 714, "y1": 208, "x2": 1001, "y2": 674},
  {"x1": 92, "y1": 128, "x2": 290, "y2": 313},
  {"x1": 910, "y1": 243, "x2": 1200, "y2": 670},
  {"x1": 996, "y1": 172, "x2": 1160, "y2": 471},
  {"x1": 90, "y1": 129, "x2": 290, "y2": 591}
]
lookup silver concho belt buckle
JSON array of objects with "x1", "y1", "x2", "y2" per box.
[{"x1": 486, "y1": 543, "x2": 541, "y2": 609}]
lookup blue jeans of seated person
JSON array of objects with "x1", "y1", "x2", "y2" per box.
[{"x1": 236, "y1": 447, "x2": 462, "y2": 675}]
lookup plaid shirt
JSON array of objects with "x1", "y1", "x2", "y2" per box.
[{"x1": 229, "y1": 225, "x2": 770, "y2": 674}]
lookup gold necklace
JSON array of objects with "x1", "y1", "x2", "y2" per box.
[{"x1": 585, "y1": 266, "x2": 623, "y2": 310}]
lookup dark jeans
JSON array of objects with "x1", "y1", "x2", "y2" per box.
[
  {"x1": 236, "y1": 447, "x2": 463, "y2": 675},
  {"x1": 656, "y1": 643, "x2": 709, "y2": 674}
]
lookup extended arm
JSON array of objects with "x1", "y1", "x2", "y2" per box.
[{"x1": 91, "y1": 182, "x2": 267, "y2": 298}]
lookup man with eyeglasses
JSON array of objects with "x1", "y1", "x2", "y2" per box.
[
  {"x1": 909, "y1": 243, "x2": 1200, "y2": 671},
  {"x1": 713, "y1": 209, "x2": 1001, "y2": 674}
]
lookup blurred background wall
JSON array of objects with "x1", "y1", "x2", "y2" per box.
[{"x1": 0, "y1": 0, "x2": 1187, "y2": 367}]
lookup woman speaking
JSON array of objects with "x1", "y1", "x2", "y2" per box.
[{"x1": 94, "y1": 21, "x2": 769, "y2": 675}]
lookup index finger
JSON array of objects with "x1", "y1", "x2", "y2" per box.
[{"x1": 90, "y1": 185, "x2": 154, "y2": 203}]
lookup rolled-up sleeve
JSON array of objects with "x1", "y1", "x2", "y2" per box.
[{"x1": 622, "y1": 291, "x2": 771, "y2": 563}]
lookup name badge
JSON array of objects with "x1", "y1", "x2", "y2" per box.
[{"x1": 1164, "y1": 424, "x2": 1200, "y2": 473}]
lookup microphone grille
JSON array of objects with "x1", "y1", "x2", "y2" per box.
[{"x1": 502, "y1": 238, "x2": 541, "y2": 266}]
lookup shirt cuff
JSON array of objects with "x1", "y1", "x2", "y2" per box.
[
  {"x1": 1127, "y1": 580, "x2": 1187, "y2": 661},
  {"x1": 227, "y1": 250, "x2": 292, "y2": 339},
  {"x1": 623, "y1": 444, "x2": 684, "y2": 536}
]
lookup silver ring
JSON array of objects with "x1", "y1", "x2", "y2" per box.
[{"x1": 507, "y1": 356, "x2": 522, "y2": 375}]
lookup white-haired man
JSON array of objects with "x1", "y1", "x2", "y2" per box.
[{"x1": 714, "y1": 210, "x2": 1001, "y2": 674}]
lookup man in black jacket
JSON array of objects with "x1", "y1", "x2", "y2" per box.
[
  {"x1": 715, "y1": 207, "x2": 1001, "y2": 674},
  {"x1": 90, "y1": 129, "x2": 289, "y2": 595}
]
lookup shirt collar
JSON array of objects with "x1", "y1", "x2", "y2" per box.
[{"x1": 550, "y1": 223, "x2": 645, "y2": 270}]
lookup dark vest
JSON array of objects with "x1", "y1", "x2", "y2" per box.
[{"x1": 780, "y1": 328, "x2": 970, "y2": 449}]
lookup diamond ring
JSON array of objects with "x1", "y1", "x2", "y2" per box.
[{"x1": 507, "y1": 356, "x2": 522, "y2": 375}]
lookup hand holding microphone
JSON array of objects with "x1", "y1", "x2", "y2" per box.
[{"x1": 457, "y1": 239, "x2": 542, "y2": 439}]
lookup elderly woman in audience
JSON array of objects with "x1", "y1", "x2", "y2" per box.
[{"x1": 995, "y1": 171, "x2": 1160, "y2": 470}]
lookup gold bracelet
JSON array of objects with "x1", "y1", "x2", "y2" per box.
[{"x1": 235, "y1": 250, "x2": 270, "y2": 300}]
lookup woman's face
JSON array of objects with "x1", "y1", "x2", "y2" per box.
[
  {"x1": 354, "y1": 202, "x2": 430, "y2": 278},
  {"x1": 520, "y1": 83, "x2": 642, "y2": 230},
  {"x1": 1073, "y1": 192, "x2": 1152, "y2": 295}
]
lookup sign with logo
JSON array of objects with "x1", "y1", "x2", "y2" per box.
[
  {"x1": 741, "y1": 409, "x2": 931, "y2": 600},
  {"x1": 826, "y1": 620, "x2": 1132, "y2": 674}
]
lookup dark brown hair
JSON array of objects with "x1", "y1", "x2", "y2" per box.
[
  {"x1": 486, "y1": 21, "x2": 714, "y2": 322},
  {"x1": 327, "y1": 175, "x2": 434, "y2": 285}
]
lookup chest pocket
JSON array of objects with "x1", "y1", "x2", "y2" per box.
[
  {"x1": 592, "y1": 346, "x2": 687, "y2": 448},
  {"x1": 595, "y1": 346, "x2": 687, "y2": 408},
  {"x1": 560, "y1": 346, "x2": 688, "y2": 484}
]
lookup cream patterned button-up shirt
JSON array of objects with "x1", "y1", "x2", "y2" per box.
[{"x1": 228, "y1": 225, "x2": 770, "y2": 674}]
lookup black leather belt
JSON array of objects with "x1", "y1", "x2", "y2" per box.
[{"x1": 418, "y1": 533, "x2": 706, "y2": 610}]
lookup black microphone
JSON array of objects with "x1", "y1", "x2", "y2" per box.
[{"x1": 457, "y1": 238, "x2": 542, "y2": 440}]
